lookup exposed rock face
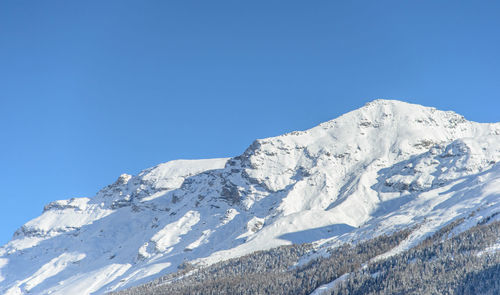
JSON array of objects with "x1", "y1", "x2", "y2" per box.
[{"x1": 1, "y1": 100, "x2": 500, "y2": 295}]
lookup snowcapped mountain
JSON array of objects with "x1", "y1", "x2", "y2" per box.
[{"x1": 1, "y1": 99, "x2": 499, "y2": 294}]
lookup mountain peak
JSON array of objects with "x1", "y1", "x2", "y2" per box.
[
  {"x1": 1, "y1": 101, "x2": 499, "y2": 295},
  {"x1": 363, "y1": 98, "x2": 411, "y2": 106}
]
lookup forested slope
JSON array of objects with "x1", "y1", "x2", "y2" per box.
[{"x1": 114, "y1": 217, "x2": 499, "y2": 295}]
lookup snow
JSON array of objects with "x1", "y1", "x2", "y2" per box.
[
  {"x1": 1, "y1": 100, "x2": 499, "y2": 294},
  {"x1": 477, "y1": 243, "x2": 500, "y2": 257},
  {"x1": 0, "y1": 259, "x2": 6, "y2": 283},
  {"x1": 43, "y1": 263, "x2": 131, "y2": 295},
  {"x1": 108, "y1": 262, "x2": 171, "y2": 292},
  {"x1": 149, "y1": 210, "x2": 200, "y2": 253},
  {"x1": 310, "y1": 273, "x2": 349, "y2": 295},
  {"x1": 20, "y1": 253, "x2": 86, "y2": 292}
]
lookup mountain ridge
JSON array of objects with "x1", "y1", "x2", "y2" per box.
[{"x1": 1, "y1": 99, "x2": 499, "y2": 294}]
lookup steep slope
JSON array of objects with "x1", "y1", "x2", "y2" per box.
[{"x1": 1, "y1": 100, "x2": 499, "y2": 295}]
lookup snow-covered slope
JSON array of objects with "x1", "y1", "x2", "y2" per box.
[{"x1": 1, "y1": 100, "x2": 499, "y2": 295}]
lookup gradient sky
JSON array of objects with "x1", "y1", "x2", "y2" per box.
[{"x1": 1, "y1": 0, "x2": 500, "y2": 245}]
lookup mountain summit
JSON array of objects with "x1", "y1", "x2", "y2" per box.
[{"x1": 1, "y1": 100, "x2": 499, "y2": 294}]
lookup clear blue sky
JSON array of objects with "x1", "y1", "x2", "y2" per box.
[{"x1": 1, "y1": 1, "x2": 499, "y2": 245}]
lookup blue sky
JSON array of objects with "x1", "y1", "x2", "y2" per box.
[{"x1": 1, "y1": 1, "x2": 499, "y2": 245}]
